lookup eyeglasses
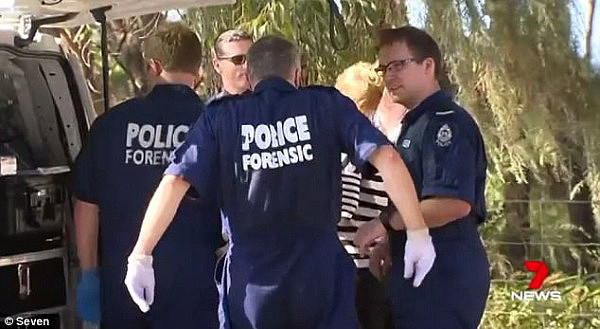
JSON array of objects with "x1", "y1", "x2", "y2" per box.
[
  {"x1": 375, "y1": 58, "x2": 418, "y2": 75},
  {"x1": 217, "y1": 54, "x2": 247, "y2": 65}
]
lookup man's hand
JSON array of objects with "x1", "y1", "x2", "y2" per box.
[
  {"x1": 124, "y1": 254, "x2": 155, "y2": 313},
  {"x1": 354, "y1": 219, "x2": 387, "y2": 256},
  {"x1": 404, "y1": 228, "x2": 436, "y2": 287},
  {"x1": 369, "y1": 241, "x2": 392, "y2": 280},
  {"x1": 76, "y1": 268, "x2": 101, "y2": 323}
]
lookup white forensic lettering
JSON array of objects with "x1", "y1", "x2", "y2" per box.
[
  {"x1": 283, "y1": 117, "x2": 298, "y2": 143},
  {"x1": 276, "y1": 121, "x2": 285, "y2": 146},
  {"x1": 296, "y1": 144, "x2": 304, "y2": 162},
  {"x1": 238, "y1": 115, "x2": 315, "y2": 171},
  {"x1": 125, "y1": 149, "x2": 133, "y2": 164},
  {"x1": 296, "y1": 115, "x2": 311, "y2": 141},
  {"x1": 126, "y1": 123, "x2": 139, "y2": 147},
  {"x1": 153, "y1": 150, "x2": 162, "y2": 164},
  {"x1": 303, "y1": 144, "x2": 313, "y2": 161},
  {"x1": 261, "y1": 152, "x2": 272, "y2": 169},
  {"x1": 277, "y1": 149, "x2": 290, "y2": 165},
  {"x1": 242, "y1": 154, "x2": 252, "y2": 171},
  {"x1": 165, "y1": 124, "x2": 174, "y2": 148},
  {"x1": 289, "y1": 146, "x2": 298, "y2": 163},
  {"x1": 166, "y1": 150, "x2": 175, "y2": 163},
  {"x1": 145, "y1": 150, "x2": 154, "y2": 165},
  {"x1": 255, "y1": 125, "x2": 271, "y2": 150},
  {"x1": 241, "y1": 125, "x2": 254, "y2": 151},
  {"x1": 153, "y1": 125, "x2": 165, "y2": 148},
  {"x1": 133, "y1": 150, "x2": 144, "y2": 165},
  {"x1": 138, "y1": 125, "x2": 155, "y2": 148},
  {"x1": 250, "y1": 153, "x2": 261, "y2": 170},
  {"x1": 172, "y1": 125, "x2": 189, "y2": 148},
  {"x1": 271, "y1": 150, "x2": 279, "y2": 168},
  {"x1": 269, "y1": 125, "x2": 279, "y2": 148}
]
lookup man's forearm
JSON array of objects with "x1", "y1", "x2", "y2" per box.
[
  {"x1": 369, "y1": 146, "x2": 426, "y2": 231},
  {"x1": 74, "y1": 200, "x2": 99, "y2": 270},
  {"x1": 131, "y1": 175, "x2": 190, "y2": 255}
]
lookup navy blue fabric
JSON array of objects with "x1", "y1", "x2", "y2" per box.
[
  {"x1": 388, "y1": 90, "x2": 490, "y2": 328},
  {"x1": 74, "y1": 84, "x2": 221, "y2": 329},
  {"x1": 387, "y1": 218, "x2": 490, "y2": 329},
  {"x1": 166, "y1": 77, "x2": 390, "y2": 329},
  {"x1": 206, "y1": 89, "x2": 251, "y2": 105}
]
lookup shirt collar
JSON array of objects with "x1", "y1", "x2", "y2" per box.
[
  {"x1": 253, "y1": 77, "x2": 296, "y2": 94},
  {"x1": 147, "y1": 83, "x2": 198, "y2": 99},
  {"x1": 402, "y1": 90, "x2": 452, "y2": 125}
]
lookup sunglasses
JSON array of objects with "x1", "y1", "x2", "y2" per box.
[{"x1": 217, "y1": 54, "x2": 247, "y2": 65}]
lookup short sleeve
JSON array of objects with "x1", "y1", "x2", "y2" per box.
[
  {"x1": 165, "y1": 111, "x2": 218, "y2": 200},
  {"x1": 332, "y1": 92, "x2": 390, "y2": 170},
  {"x1": 73, "y1": 121, "x2": 102, "y2": 204},
  {"x1": 421, "y1": 115, "x2": 476, "y2": 204}
]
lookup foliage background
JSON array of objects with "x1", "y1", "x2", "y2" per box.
[{"x1": 56, "y1": 1, "x2": 600, "y2": 327}]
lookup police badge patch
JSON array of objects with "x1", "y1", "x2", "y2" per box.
[{"x1": 436, "y1": 124, "x2": 452, "y2": 147}]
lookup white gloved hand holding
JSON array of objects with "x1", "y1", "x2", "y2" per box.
[
  {"x1": 124, "y1": 254, "x2": 155, "y2": 313},
  {"x1": 404, "y1": 228, "x2": 436, "y2": 287}
]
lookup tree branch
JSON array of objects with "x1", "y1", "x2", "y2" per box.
[{"x1": 584, "y1": 0, "x2": 596, "y2": 62}]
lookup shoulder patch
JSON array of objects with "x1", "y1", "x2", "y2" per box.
[{"x1": 435, "y1": 124, "x2": 453, "y2": 147}]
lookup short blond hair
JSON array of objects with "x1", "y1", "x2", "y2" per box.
[
  {"x1": 142, "y1": 22, "x2": 202, "y2": 74},
  {"x1": 335, "y1": 62, "x2": 383, "y2": 116}
]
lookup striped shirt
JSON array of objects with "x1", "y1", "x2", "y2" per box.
[{"x1": 338, "y1": 154, "x2": 389, "y2": 268}]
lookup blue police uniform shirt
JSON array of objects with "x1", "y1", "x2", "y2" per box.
[
  {"x1": 388, "y1": 90, "x2": 490, "y2": 329},
  {"x1": 395, "y1": 90, "x2": 487, "y2": 220},
  {"x1": 73, "y1": 84, "x2": 221, "y2": 324},
  {"x1": 165, "y1": 77, "x2": 390, "y2": 328}
]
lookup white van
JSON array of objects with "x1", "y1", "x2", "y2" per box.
[{"x1": 0, "y1": 1, "x2": 232, "y2": 328}]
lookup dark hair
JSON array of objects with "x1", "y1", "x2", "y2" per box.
[
  {"x1": 247, "y1": 35, "x2": 299, "y2": 81},
  {"x1": 213, "y1": 29, "x2": 253, "y2": 57},
  {"x1": 377, "y1": 26, "x2": 443, "y2": 79},
  {"x1": 142, "y1": 22, "x2": 202, "y2": 74}
]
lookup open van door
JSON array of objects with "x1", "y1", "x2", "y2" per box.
[
  {"x1": 0, "y1": 0, "x2": 234, "y2": 27},
  {"x1": 0, "y1": 1, "x2": 234, "y2": 328}
]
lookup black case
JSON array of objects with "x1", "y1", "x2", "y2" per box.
[
  {"x1": 0, "y1": 174, "x2": 67, "y2": 256},
  {"x1": 0, "y1": 250, "x2": 67, "y2": 316}
]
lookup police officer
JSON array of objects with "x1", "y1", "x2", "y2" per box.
[
  {"x1": 74, "y1": 23, "x2": 221, "y2": 329},
  {"x1": 208, "y1": 29, "x2": 253, "y2": 102},
  {"x1": 124, "y1": 35, "x2": 436, "y2": 329},
  {"x1": 355, "y1": 26, "x2": 490, "y2": 329}
]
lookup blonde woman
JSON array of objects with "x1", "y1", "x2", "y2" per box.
[{"x1": 336, "y1": 62, "x2": 405, "y2": 329}]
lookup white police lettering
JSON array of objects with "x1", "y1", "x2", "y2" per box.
[
  {"x1": 241, "y1": 115, "x2": 313, "y2": 171},
  {"x1": 125, "y1": 123, "x2": 189, "y2": 166}
]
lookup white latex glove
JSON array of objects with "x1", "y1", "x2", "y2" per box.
[
  {"x1": 404, "y1": 228, "x2": 435, "y2": 287},
  {"x1": 124, "y1": 254, "x2": 155, "y2": 313}
]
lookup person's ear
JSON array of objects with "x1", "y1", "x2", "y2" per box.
[
  {"x1": 147, "y1": 59, "x2": 163, "y2": 76},
  {"x1": 423, "y1": 57, "x2": 435, "y2": 77},
  {"x1": 293, "y1": 67, "x2": 302, "y2": 87},
  {"x1": 213, "y1": 58, "x2": 221, "y2": 74}
]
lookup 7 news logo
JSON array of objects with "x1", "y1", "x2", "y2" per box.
[{"x1": 511, "y1": 260, "x2": 562, "y2": 302}]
